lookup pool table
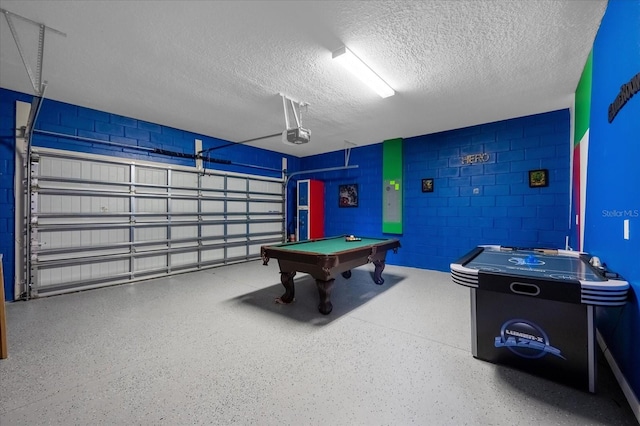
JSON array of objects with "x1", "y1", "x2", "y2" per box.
[{"x1": 261, "y1": 236, "x2": 401, "y2": 315}]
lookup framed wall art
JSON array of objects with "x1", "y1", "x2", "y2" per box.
[
  {"x1": 339, "y1": 184, "x2": 358, "y2": 207},
  {"x1": 422, "y1": 178, "x2": 434, "y2": 193},
  {"x1": 529, "y1": 169, "x2": 549, "y2": 188}
]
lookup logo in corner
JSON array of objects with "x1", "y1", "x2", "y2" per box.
[{"x1": 494, "y1": 319, "x2": 565, "y2": 360}]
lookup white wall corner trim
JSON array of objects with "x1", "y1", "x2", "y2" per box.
[{"x1": 597, "y1": 329, "x2": 640, "y2": 423}]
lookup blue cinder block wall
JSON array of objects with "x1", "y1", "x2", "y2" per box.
[
  {"x1": 302, "y1": 109, "x2": 571, "y2": 272},
  {"x1": 0, "y1": 88, "x2": 299, "y2": 301},
  {"x1": 587, "y1": 0, "x2": 640, "y2": 404},
  {"x1": 33, "y1": 96, "x2": 296, "y2": 175},
  {"x1": 404, "y1": 110, "x2": 570, "y2": 271}
]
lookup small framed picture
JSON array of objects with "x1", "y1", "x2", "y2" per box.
[
  {"x1": 422, "y1": 178, "x2": 434, "y2": 193},
  {"x1": 529, "y1": 169, "x2": 549, "y2": 188},
  {"x1": 339, "y1": 184, "x2": 358, "y2": 207}
]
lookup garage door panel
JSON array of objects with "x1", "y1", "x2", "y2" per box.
[
  {"x1": 249, "y1": 180, "x2": 280, "y2": 193},
  {"x1": 249, "y1": 222, "x2": 280, "y2": 234},
  {"x1": 227, "y1": 223, "x2": 247, "y2": 235},
  {"x1": 201, "y1": 175, "x2": 225, "y2": 190},
  {"x1": 227, "y1": 201, "x2": 247, "y2": 213},
  {"x1": 172, "y1": 171, "x2": 198, "y2": 188},
  {"x1": 38, "y1": 260, "x2": 129, "y2": 287},
  {"x1": 28, "y1": 149, "x2": 283, "y2": 296},
  {"x1": 90, "y1": 196, "x2": 129, "y2": 213},
  {"x1": 171, "y1": 226, "x2": 198, "y2": 239},
  {"x1": 40, "y1": 157, "x2": 82, "y2": 179},
  {"x1": 227, "y1": 177, "x2": 247, "y2": 192},
  {"x1": 249, "y1": 201, "x2": 282, "y2": 213},
  {"x1": 248, "y1": 243, "x2": 264, "y2": 256},
  {"x1": 135, "y1": 227, "x2": 167, "y2": 242},
  {"x1": 227, "y1": 245, "x2": 248, "y2": 258},
  {"x1": 87, "y1": 163, "x2": 129, "y2": 182},
  {"x1": 137, "y1": 198, "x2": 167, "y2": 213},
  {"x1": 41, "y1": 157, "x2": 131, "y2": 183},
  {"x1": 201, "y1": 200, "x2": 224, "y2": 212},
  {"x1": 248, "y1": 215, "x2": 281, "y2": 223},
  {"x1": 38, "y1": 195, "x2": 129, "y2": 214},
  {"x1": 37, "y1": 248, "x2": 131, "y2": 262},
  {"x1": 201, "y1": 224, "x2": 224, "y2": 237},
  {"x1": 171, "y1": 251, "x2": 198, "y2": 267},
  {"x1": 37, "y1": 218, "x2": 130, "y2": 227},
  {"x1": 137, "y1": 167, "x2": 167, "y2": 185},
  {"x1": 171, "y1": 199, "x2": 198, "y2": 213},
  {"x1": 40, "y1": 229, "x2": 129, "y2": 249},
  {"x1": 135, "y1": 255, "x2": 168, "y2": 273},
  {"x1": 201, "y1": 248, "x2": 224, "y2": 262}
]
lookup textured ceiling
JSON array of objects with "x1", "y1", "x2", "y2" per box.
[{"x1": 0, "y1": 1, "x2": 606, "y2": 157}]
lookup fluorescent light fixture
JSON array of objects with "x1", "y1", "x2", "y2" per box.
[{"x1": 332, "y1": 46, "x2": 395, "y2": 98}]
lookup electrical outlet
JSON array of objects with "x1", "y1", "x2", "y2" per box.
[{"x1": 624, "y1": 219, "x2": 629, "y2": 240}]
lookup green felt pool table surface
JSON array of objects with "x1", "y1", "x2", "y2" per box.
[{"x1": 267, "y1": 236, "x2": 394, "y2": 254}]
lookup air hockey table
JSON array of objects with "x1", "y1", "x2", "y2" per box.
[{"x1": 450, "y1": 245, "x2": 629, "y2": 393}]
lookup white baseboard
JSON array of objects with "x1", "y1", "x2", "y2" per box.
[{"x1": 597, "y1": 329, "x2": 640, "y2": 424}]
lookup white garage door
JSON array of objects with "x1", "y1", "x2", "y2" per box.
[{"x1": 27, "y1": 148, "x2": 284, "y2": 297}]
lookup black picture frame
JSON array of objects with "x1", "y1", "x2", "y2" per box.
[
  {"x1": 529, "y1": 169, "x2": 549, "y2": 188},
  {"x1": 422, "y1": 178, "x2": 434, "y2": 193},
  {"x1": 339, "y1": 184, "x2": 358, "y2": 207}
]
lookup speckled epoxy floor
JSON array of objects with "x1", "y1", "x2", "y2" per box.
[{"x1": 0, "y1": 261, "x2": 637, "y2": 425}]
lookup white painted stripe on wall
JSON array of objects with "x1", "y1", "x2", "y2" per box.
[{"x1": 580, "y1": 128, "x2": 590, "y2": 251}]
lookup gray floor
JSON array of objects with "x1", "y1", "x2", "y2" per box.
[{"x1": 0, "y1": 261, "x2": 637, "y2": 425}]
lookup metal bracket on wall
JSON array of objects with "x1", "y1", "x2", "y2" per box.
[
  {"x1": 1, "y1": 8, "x2": 66, "y2": 96},
  {"x1": 343, "y1": 140, "x2": 357, "y2": 166}
]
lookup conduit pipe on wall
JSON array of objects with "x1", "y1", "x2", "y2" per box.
[
  {"x1": 283, "y1": 164, "x2": 359, "y2": 242},
  {"x1": 30, "y1": 129, "x2": 282, "y2": 174}
]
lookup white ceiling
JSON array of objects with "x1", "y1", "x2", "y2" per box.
[{"x1": 0, "y1": 0, "x2": 606, "y2": 158}]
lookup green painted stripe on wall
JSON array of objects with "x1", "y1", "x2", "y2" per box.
[
  {"x1": 382, "y1": 138, "x2": 403, "y2": 234},
  {"x1": 575, "y1": 50, "x2": 593, "y2": 145}
]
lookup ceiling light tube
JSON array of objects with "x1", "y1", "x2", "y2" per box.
[{"x1": 332, "y1": 46, "x2": 395, "y2": 98}]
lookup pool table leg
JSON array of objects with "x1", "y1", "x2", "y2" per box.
[
  {"x1": 373, "y1": 259, "x2": 386, "y2": 285},
  {"x1": 316, "y1": 279, "x2": 335, "y2": 315},
  {"x1": 276, "y1": 271, "x2": 296, "y2": 304}
]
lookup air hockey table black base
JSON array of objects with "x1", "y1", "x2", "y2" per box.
[
  {"x1": 451, "y1": 245, "x2": 629, "y2": 393},
  {"x1": 472, "y1": 288, "x2": 594, "y2": 392}
]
